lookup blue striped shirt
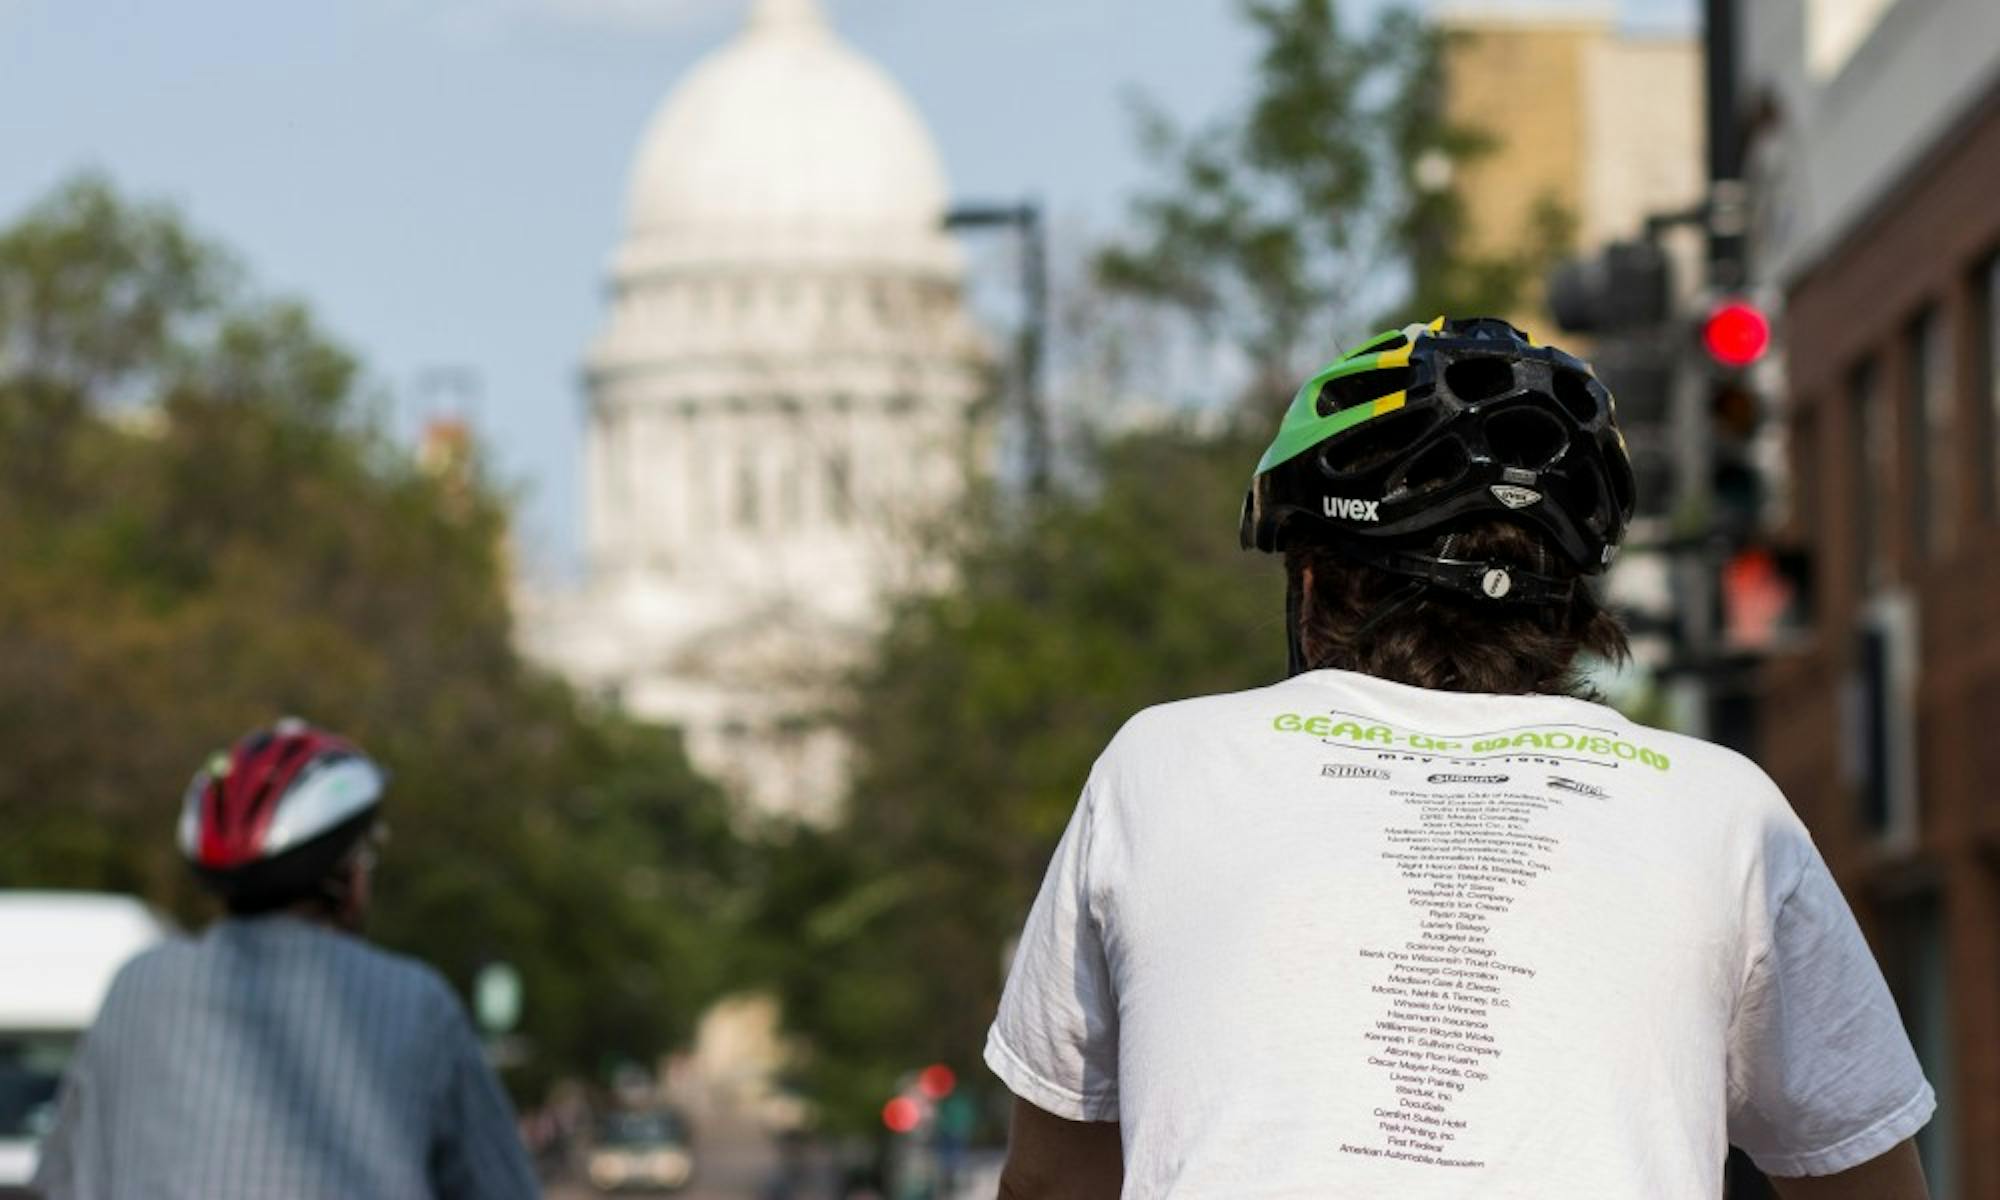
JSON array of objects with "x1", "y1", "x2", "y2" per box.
[{"x1": 32, "y1": 916, "x2": 538, "y2": 1200}]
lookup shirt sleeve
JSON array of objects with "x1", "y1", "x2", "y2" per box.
[
  {"x1": 1725, "y1": 851, "x2": 1935, "y2": 1176},
  {"x1": 984, "y1": 770, "x2": 1120, "y2": 1122},
  {"x1": 427, "y1": 998, "x2": 542, "y2": 1200}
]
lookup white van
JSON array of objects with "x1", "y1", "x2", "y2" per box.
[{"x1": 0, "y1": 892, "x2": 169, "y2": 1192}]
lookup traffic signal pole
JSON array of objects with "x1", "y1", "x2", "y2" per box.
[
  {"x1": 1703, "y1": 0, "x2": 1744, "y2": 283},
  {"x1": 1696, "y1": 0, "x2": 1770, "y2": 759}
]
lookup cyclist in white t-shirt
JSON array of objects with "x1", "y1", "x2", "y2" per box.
[{"x1": 986, "y1": 318, "x2": 1933, "y2": 1199}]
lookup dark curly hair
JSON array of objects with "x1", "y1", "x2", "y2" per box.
[{"x1": 1285, "y1": 519, "x2": 1629, "y2": 698}]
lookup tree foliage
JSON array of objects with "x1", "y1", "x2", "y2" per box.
[
  {"x1": 0, "y1": 177, "x2": 740, "y2": 1097},
  {"x1": 1097, "y1": 0, "x2": 1571, "y2": 389}
]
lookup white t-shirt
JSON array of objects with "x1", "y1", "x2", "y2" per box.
[{"x1": 986, "y1": 669, "x2": 1933, "y2": 1198}]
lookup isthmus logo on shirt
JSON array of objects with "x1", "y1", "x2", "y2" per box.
[
  {"x1": 1547, "y1": 776, "x2": 1609, "y2": 798},
  {"x1": 1322, "y1": 763, "x2": 1390, "y2": 781},
  {"x1": 1427, "y1": 772, "x2": 1508, "y2": 785}
]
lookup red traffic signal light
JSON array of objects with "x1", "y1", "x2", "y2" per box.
[
  {"x1": 882, "y1": 1095, "x2": 923, "y2": 1134},
  {"x1": 1702, "y1": 300, "x2": 1771, "y2": 368},
  {"x1": 1722, "y1": 545, "x2": 1798, "y2": 651},
  {"x1": 918, "y1": 1064, "x2": 957, "y2": 1100}
]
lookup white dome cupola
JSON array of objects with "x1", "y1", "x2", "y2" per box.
[
  {"x1": 614, "y1": 0, "x2": 959, "y2": 277},
  {"x1": 525, "y1": 0, "x2": 989, "y2": 824}
]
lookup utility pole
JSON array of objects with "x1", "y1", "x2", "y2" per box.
[
  {"x1": 944, "y1": 201, "x2": 1049, "y2": 496},
  {"x1": 1703, "y1": 0, "x2": 1745, "y2": 288}
]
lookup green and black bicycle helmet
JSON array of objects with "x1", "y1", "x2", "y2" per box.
[{"x1": 1243, "y1": 316, "x2": 1635, "y2": 624}]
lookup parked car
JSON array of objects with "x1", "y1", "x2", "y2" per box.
[{"x1": 0, "y1": 892, "x2": 169, "y2": 1195}]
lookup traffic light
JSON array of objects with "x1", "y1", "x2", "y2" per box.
[
  {"x1": 1546, "y1": 240, "x2": 1672, "y2": 333},
  {"x1": 882, "y1": 1063, "x2": 956, "y2": 1135},
  {"x1": 1720, "y1": 544, "x2": 1809, "y2": 650},
  {"x1": 1707, "y1": 378, "x2": 1763, "y2": 539},
  {"x1": 917, "y1": 1063, "x2": 957, "y2": 1101},
  {"x1": 882, "y1": 1095, "x2": 923, "y2": 1134},
  {"x1": 1545, "y1": 238, "x2": 1678, "y2": 520},
  {"x1": 1701, "y1": 299, "x2": 1771, "y2": 368},
  {"x1": 1699, "y1": 298, "x2": 1772, "y2": 541},
  {"x1": 1696, "y1": 296, "x2": 1809, "y2": 660}
]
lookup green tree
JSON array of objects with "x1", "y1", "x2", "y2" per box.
[
  {"x1": 0, "y1": 177, "x2": 740, "y2": 1097},
  {"x1": 1098, "y1": 0, "x2": 1570, "y2": 391}
]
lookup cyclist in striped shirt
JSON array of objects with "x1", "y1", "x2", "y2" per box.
[{"x1": 34, "y1": 719, "x2": 540, "y2": 1200}]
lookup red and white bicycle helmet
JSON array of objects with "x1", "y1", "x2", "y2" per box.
[{"x1": 177, "y1": 718, "x2": 387, "y2": 911}]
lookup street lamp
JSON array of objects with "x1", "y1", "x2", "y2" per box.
[{"x1": 944, "y1": 201, "x2": 1049, "y2": 496}]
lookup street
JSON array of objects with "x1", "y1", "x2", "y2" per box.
[{"x1": 543, "y1": 1100, "x2": 782, "y2": 1200}]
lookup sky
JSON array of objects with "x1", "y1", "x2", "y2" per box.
[{"x1": 0, "y1": 0, "x2": 1694, "y2": 576}]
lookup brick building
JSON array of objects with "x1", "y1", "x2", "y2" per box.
[{"x1": 1736, "y1": 1, "x2": 2000, "y2": 1194}]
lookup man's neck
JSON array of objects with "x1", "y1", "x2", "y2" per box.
[{"x1": 228, "y1": 903, "x2": 361, "y2": 935}]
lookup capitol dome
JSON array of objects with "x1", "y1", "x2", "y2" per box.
[
  {"x1": 617, "y1": 0, "x2": 957, "y2": 274},
  {"x1": 529, "y1": 0, "x2": 989, "y2": 825}
]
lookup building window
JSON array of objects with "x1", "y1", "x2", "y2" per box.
[
  {"x1": 1849, "y1": 360, "x2": 1883, "y2": 595},
  {"x1": 825, "y1": 450, "x2": 853, "y2": 525},
  {"x1": 689, "y1": 440, "x2": 710, "y2": 528},
  {"x1": 1978, "y1": 253, "x2": 2000, "y2": 520},
  {"x1": 1906, "y1": 307, "x2": 1955, "y2": 559},
  {"x1": 735, "y1": 455, "x2": 760, "y2": 529},
  {"x1": 779, "y1": 451, "x2": 802, "y2": 529}
]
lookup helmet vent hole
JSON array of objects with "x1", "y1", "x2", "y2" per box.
[
  {"x1": 1400, "y1": 439, "x2": 1469, "y2": 495},
  {"x1": 1554, "y1": 368, "x2": 1600, "y2": 423},
  {"x1": 1355, "y1": 331, "x2": 1408, "y2": 356},
  {"x1": 1316, "y1": 365, "x2": 1412, "y2": 417},
  {"x1": 1485, "y1": 406, "x2": 1568, "y2": 469},
  {"x1": 1443, "y1": 356, "x2": 1516, "y2": 402},
  {"x1": 1452, "y1": 317, "x2": 1523, "y2": 342},
  {"x1": 1317, "y1": 405, "x2": 1432, "y2": 476}
]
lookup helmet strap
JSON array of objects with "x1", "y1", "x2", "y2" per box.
[
  {"x1": 1287, "y1": 532, "x2": 1575, "y2": 676},
  {"x1": 1356, "y1": 544, "x2": 1576, "y2": 607}
]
